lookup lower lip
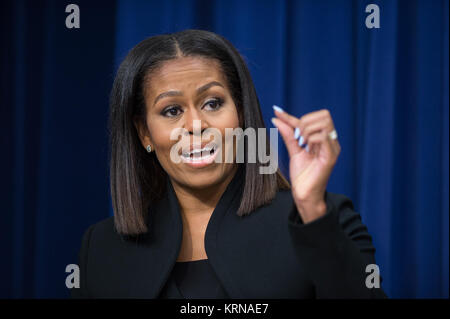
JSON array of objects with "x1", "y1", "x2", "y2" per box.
[{"x1": 181, "y1": 149, "x2": 219, "y2": 168}]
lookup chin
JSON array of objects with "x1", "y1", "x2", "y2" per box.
[{"x1": 176, "y1": 165, "x2": 231, "y2": 190}]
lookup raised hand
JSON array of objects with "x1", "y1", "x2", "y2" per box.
[{"x1": 271, "y1": 106, "x2": 341, "y2": 224}]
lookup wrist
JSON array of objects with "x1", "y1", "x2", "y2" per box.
[{"x1": 295, "y1": 198, "x2": 327, "y2": 224}]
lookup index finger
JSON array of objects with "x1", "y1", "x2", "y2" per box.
[{"x1": 272, "y1": 105, "x2": 300, "y2": 129}]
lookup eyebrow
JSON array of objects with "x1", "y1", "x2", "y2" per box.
[{"x1": 153, "y1": 81, "x2": 224, "y2": 105}]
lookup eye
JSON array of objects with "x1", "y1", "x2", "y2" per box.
[
  {"x1": 161, "y1": 105, "x2": 183, "y2": 118},
  {"x1": 203, "y1": 98, "x2": 224, "y2": 111}
]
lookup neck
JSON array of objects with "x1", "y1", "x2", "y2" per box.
[{"x1": 170, "y1": 165, "x2": 238, "y2": 218}]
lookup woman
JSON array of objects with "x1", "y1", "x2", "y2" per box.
[{"x1": 72, "y1": 29, "x2": 386, "y2": 299}]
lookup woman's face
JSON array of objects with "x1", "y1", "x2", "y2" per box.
[{"x1": 136, "y1": 56, "x2": 240, "y2": 191}]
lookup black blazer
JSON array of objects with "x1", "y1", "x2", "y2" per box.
[{"x1": 72, "y1": 171, "x2": 387, "y2": 299}]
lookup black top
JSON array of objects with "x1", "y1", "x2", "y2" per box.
[
  {"x1": 72, "y1": 166, "x2": 387, "y2": 298},
  {"x1": 158, "y1": 259, "x2": 229, "y2": 299}
]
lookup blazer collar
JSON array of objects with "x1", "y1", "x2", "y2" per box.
[{"x1": 148, "y1": 166, "x2": 245, "y2": 298}]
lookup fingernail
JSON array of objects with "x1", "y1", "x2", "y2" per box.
[
  {"x1": 294, "y1": 128, "x2": 300, "y2": 139},
  {"x1": 273, "y1": 105, "x2": 284, "y2": 113},
  {"x1": 271, "y1": 118, "x2": 277, "y2": 126},
  {"x1": 306, "y1": 144, "x2": 310, "y2": 152},
  {"x1": 298, "y1": 135, "x2": 304, "y2": 146}
]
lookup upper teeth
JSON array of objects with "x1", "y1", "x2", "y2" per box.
[{"x1": 182, "y1": 146, "x2": 215, "y2": 157}]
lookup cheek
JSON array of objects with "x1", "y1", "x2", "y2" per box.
[
  {"x1": 210, "y1": 107, "x2": 240, "y2": 130},
  {"x1": 147, "y1": 120, "x2": 175, "y2": 153},
  {"x1": 210, "y1": 108, "x2": 240, "y2": 160},
  {"x1": 149, "y1": 127, "x2": 178, "y2": 173}
]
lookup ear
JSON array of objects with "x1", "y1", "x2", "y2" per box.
[{"x1": 133, "y1": 116, "x2": 153, "y2": 150}]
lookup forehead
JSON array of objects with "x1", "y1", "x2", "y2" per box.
[{"x1": 145, "y1": 56, "x2": 226, "y2": 94}]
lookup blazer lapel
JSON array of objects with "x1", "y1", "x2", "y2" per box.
[
  {"x1": 141, "y1": 167, "x2": 245, "y2": 298},
  {"x1": 128, "y1": 179, "x2": 183, "y2": 298},
  {"x1": 204, "y1": 168, "x2": 245, "y2": 298}
]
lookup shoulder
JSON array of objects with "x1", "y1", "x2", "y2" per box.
[
  {"x1": 254, "y1": 189, "x2": 359, "y2": 225},
  {"x1": 270, "y1": 188, "x2": 356, "y2": 212},
  {"x1": 78, "y1": 216, "x2": 126, "y2": 253},
  {"x1": 84, "y1": 216, "x2": 116, "y2": 239},
  {"x1": 324, "y1": 191, "x2": 356, "y2": 211},
  {"x1": 245, "y1": 189, "x2": 295, "y2": 224}
]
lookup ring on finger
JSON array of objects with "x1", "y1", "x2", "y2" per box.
[{"x1": 328, "y1": 129, "x2": 338, "y2": 140}]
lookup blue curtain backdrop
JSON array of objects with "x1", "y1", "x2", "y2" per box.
[{"x1": 1, "y1": 0, "x2": 448, "y2": 298}]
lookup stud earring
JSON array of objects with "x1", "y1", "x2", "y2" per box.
[{"x1": 146, "y1": 145, "x2": 152, "y2": 153}]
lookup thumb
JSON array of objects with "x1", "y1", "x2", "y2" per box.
[{"x1": 271, "y1": 117, "x2": 303, "y2": 158}]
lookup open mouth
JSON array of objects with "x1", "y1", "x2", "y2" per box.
[{"x1": 181, "y1": 145, "x2": 218, "y2": 162}]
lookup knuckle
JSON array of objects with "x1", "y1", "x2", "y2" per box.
[
  {"x1": 327, "y1": 118, "x2": 333, "y2": 126},
  {"x1": 302, "y1": 125, "x2": 309, "y2": 136}
]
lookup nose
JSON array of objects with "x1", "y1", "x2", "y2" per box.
[{"x1": 183, "y1": 107, "x2": 208, "y2": 135}]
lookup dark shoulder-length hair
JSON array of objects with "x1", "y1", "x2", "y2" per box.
[{"x1": 110, "y1": 29, "x2": 290, "y2": 236}]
